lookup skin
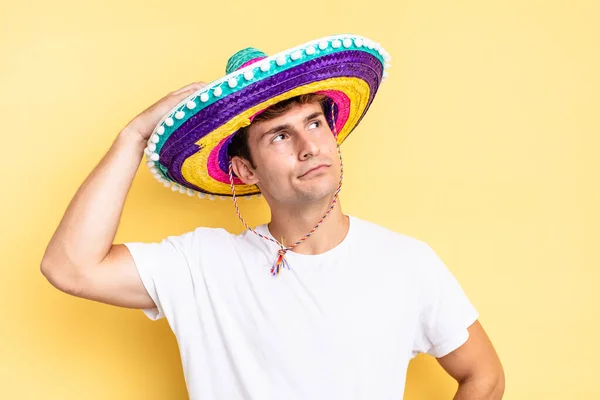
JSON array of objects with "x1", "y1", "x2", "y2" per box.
[
  {"x1": 41, "y1": 82, "x2": 504, "y2": 399},
  {"x1": 441, "y1": 321, "x2": 505, "y2": 399},
  {"x1": 231, "y1": 102, "x2": 349, "y2": 255}
]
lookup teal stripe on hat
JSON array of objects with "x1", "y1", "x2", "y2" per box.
[{"x1": 225, "y1": 47, "x2": 268, "y2": 74}]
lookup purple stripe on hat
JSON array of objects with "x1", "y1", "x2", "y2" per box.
[
  {"x1": 162, "y1": 51, "x2": 382, "y2": 191},
  {"x1": 218, "y1": 134, "x2": 235, "y2": 173}
]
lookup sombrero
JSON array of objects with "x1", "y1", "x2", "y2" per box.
[{"x1": 143, "y1": 33, "x2": 391, "y2": 200}]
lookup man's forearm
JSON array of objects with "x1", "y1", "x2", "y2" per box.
[
  {"x1": 41, "y1": 128, "x2": 146, "y2": 271},
  {"x1": 454, "y1": 375, "x2": 505, "y2": 400}
]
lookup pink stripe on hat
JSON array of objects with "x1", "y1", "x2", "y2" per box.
[
  {"x1": 316, "y1": 90, "x2": 350, "y2": 135},
  {"x1": 208, "y1": 136, "x2": 244, "y2": 184},
  {"x1": 239, "y1": 57, "x2": 266, "y2": 70}
]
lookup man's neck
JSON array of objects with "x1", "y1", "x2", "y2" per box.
[{"x1": 267, "y1": 198, "x2": 349, "y2": 256}]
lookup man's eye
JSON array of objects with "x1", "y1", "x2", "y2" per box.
[
  {"x1": 308, "y1": 121, "x2": 321, "y2": 129},
  {"x1": 272, "y1": 133, "x2": 286, "y2": 142}
]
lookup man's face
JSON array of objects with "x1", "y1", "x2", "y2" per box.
[{"x1": 240, "y1": 101, "x2": 341, "y2": 204}]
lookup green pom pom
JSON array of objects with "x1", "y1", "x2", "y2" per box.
[{"x1": 225, "y1": 47, "x2": 268, "y2": 74}]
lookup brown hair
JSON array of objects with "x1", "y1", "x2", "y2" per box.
[{"x1": 228, "y1": 93, "x2": 330, "y2": 169}]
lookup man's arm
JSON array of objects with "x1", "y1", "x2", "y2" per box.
[
  {"x1": 437, "y1": 320, "x2": 505, "y2": 399},
  {"x1": 40, "y1": 81, "x2": 205, "y2": 308}
]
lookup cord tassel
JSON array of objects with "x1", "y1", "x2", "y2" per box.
[
  {"x1": 229, "y1": 103, "x2": 343, "y2": 277},
  {"x1": 271, "y1": 248, "x2": 290, "y2": 276}
]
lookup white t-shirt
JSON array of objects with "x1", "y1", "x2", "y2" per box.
[{"x1": 124, "y1": 215, "x2": 478, "y2": 400}]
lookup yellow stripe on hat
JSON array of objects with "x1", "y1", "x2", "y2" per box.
[{"x1": 181, "y1": 76, "x2": 371, "y2": 195}]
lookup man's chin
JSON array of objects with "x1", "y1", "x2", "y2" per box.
[{"x1": 295, "y1": 182, "x2": 339, "y2": 203}]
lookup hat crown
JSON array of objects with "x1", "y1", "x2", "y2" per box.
[{"x1": 225, "y1": 47, "x2": 268, "y2": 74}]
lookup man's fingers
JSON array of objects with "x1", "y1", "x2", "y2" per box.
[
  {"x1": 124, "y1": 82, "x2": 207, "y2": 140},
  {"x1": 154, "y1": 84, "x2": 205, "y2": 120}
]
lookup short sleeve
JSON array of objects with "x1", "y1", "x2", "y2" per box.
[
  {"x1": 123, "y1": 229, "x2": 200, "y2": 321},
  {"x1": 412, "y1": 242, "x2": 479, "y2": 358}
]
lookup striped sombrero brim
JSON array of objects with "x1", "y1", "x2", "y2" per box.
[{"x1": 144, "y1": 34, "x2": 391, "y2": 199}]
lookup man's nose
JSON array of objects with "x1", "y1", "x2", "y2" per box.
[{"x1": 297, "y1": 130, "x2": 320, "y2": 160}]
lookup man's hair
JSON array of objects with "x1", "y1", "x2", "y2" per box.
[{"x1": 228, "y1": 93, "x2": 330, "y2": 169}]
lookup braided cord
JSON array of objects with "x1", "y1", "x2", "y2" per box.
[{"x1": 228, "y1": 105, "x2": 344, "y2": 276}]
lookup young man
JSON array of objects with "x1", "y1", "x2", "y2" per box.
[{"x1": 41, "y1": 35, "x2": 504, "y2": 399}]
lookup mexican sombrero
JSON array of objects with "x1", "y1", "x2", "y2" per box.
[{"x1": 144, "y1": 33, "x2": 391, "y2": 200}]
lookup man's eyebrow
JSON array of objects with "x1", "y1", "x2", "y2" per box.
[
  {"x1": 304, "y1": 111, "x2": 324, "y2": 122},
  {"x1": 260, "y1": 123, "x2": 292, "y2": 140},
  {"x1": 259, "y1": 111, "x2": 325, "y2": 140}
]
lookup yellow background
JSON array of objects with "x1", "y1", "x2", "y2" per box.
[{"x1": 1, "y1": 0, "x2": 598, "y2": 398}]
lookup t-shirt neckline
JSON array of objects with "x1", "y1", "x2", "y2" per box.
[{"x1": 254, "y1": 214, "x2": 356, "y2": 261}]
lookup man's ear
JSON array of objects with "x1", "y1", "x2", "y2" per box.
[{"x1": 231, "y1": 156, "x2": 259, "y2": 185}]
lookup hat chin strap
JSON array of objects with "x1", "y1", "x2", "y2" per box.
[{"x1": 227, "y1": 106, "x2": 344, "y2": 276}]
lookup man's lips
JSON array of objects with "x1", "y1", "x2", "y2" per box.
[{"x1": 299, "y1": 164, "x2": 330, "y2": 178}]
